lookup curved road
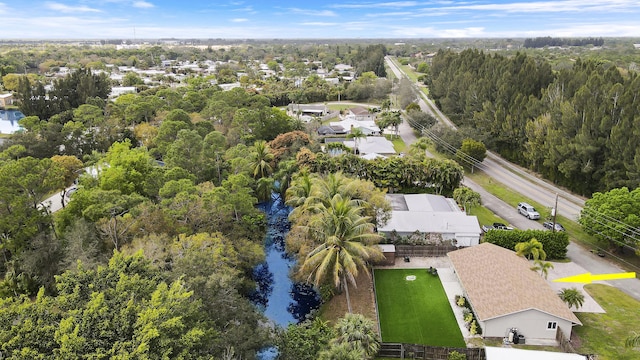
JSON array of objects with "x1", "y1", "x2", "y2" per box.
[{"x1": 386, "y1": 56, "x2": 640, "y2": 301}]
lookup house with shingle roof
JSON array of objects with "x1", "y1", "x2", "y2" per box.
[
  {"x1": 448, "y1": 243, "x2": 581, "y2": 341},
  {"x1": 348, "y1": 106, "x2": 377, "y2": 121}
]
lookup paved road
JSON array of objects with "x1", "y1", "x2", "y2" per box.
[
  {"x1": 386, "y1": 56, "x2": 586, "y2": 219},
  {"x1": 387, "y1": 56, "x2": 640, "y2": 302},
  {"x1": 40, "y1": 187, "x2": 75, "y2": 214}
]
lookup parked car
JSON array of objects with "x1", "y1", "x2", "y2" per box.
[
  {"x1": 543, "y1": 221, "x2": 565, "y2": 231},
  {"x1": 517, "y1": 202, "x2": 540, "y2": 220},
  {"x1": 482, "y1": 222, "x2": 514, "y2": 233}
]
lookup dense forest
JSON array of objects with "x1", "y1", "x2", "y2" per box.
[
  {"x1": 523, "y1": 37, "x2": 605, "y2": 48},
  {"x1": 0, "y1": 41, "x2": 469, "y2": 359},
  {"x1": 427, "y1": 49, "x2": 640, "y2": 196}
]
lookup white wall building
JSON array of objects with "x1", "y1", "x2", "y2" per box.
[{"x1": 379, "y1": 194, "x2": 481, "y2": 247}]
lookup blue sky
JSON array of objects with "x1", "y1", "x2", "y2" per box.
[{"x1": 1, "y1": 1, "x2": 639, "y2": 39}]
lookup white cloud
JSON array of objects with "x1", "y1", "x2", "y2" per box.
[
  {"x1": 0, "y1": 3, "x2": 8, "y2": 14},
  {"x1": 332, "y1": 1, "x2": 419, "y2": 8},
  {"x1": 300, "y1": 22, "x2": 338, "y2": 26},
  {"x1": 46, "y1": 2, "x2": 102, "y2": 13},
  {"x1": 233, "y1": 6, "x2": 254, "y2": 12},
  {"x1": 231, "y1": 18, "x2": 248, "y2": 22},
  {"x1": 390, "y1": 25, "x2": 487, "y2": 37},
  {"x1": 429, "y1": 0, "x2": 640, "y2": 13},
  {"x1": 133, "y1": 1, "x2": 154, "y2": 8},
  {"x1": 364, "y1": 11, "x2": 413, "y2": 17},
  {"x1": 289, "y1": 8, "x2": 337, "y2": 16}
]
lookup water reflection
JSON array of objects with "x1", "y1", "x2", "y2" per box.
[
  {"x1": 252, "y1": 194, "x2": 321, "y2": 359},
  {"x1": 0, "y1": 110, "x2": 24, "y2": 134}
]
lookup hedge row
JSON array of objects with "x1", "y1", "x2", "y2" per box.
[{"x1": 483, "y1": 230, "x2": 569, "y2": 260}]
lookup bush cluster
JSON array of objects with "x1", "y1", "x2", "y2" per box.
[
  {"x1": 455, "y1": 295, "x2": 483, "y2": 335},
  {"x1": 483, "y1": 230, "x2": 569, "y2": 260}
]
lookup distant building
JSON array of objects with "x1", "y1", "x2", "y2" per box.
[
  {"x1": 330, "y1": 117, "x2": 380, "y2": 135},
  {"x1": 287, "y1": 104, "x2": 328, "y2": 117},
  {"x1": 0, "y1": 93, "x2": 14, "y2": 108},
  {"x1": 348, "y1": 106, "x2": 376, "y2": 121},
  {"x1": 317, "y1": 125, "x2": 347, "y2": 136},
  {"x1": 109, "y1": 86, "x2": 137, "y2": 98},
  {"x1": 343, "y1": 136, "x2": 396, "y2": 155}
]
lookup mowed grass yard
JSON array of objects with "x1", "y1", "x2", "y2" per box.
[
  {"x1": 374, "y1": 269, "x2": 465, "y2": 347},
  {"x1": 573, "y1": 284, "x2": 640, "y2": 360}
]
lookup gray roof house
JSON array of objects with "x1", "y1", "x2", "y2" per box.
[
  {"x1": 378, "y1": 194, "x2": 481, "y2": 247},
  {"x1": 343, "y1": 136, "x2": 396, "y2": 155},
  {"x1": 288, "y1": 104, "x2": 328, "y2": 117},
  {"x1": 448, "y1": 243, "x2": 582, "y2": 341},
  {"x1": 317, "y1": 125, "x2": 347, "y2": 136},
  {"x1": 348, "y1": 106, "x2": 376, "y2": 121}
]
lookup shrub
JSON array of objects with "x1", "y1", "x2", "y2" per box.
[
  {"x1": 469, "y1": 321, "x2": 478, "y2": 335},
  {"x1": 448, "y1": 350, "x2": 467, "y2": 360},
  {"x1": 456, "y1": 296, "x2": 465, "y2": 307},
  {"x1": 464, "y1": 313, "x2": 473, "y2": 324},
  {"x1": 484, "y1": 229, "x2": 569, "y2": 260}
]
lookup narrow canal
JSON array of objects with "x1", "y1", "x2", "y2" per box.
[{"x1": 252, "y1": 194, "x2": 321, "y2": 359}]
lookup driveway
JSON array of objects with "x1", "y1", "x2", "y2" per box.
[{"x1": 545, "y1": 262, "x2": 605, "y2": 313}]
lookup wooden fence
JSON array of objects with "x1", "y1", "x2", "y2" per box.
[
  {"x1": 379, "y1": 343, "x2": 485, "y2": 360},
  {"x1": 394, "y1": 245, "x2": 460, "y2": 258}
]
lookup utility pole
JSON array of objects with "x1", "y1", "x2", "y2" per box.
[{"x1": 552, "y1": 193, "x2": 559, "y2": 232}]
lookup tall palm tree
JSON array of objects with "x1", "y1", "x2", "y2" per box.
[
  {"x1": 332, "y1": 313, "x2": 380, "y2": 359},
  {"x1": 558, "y1": 287, "x2": 585, "y2": 309},
  {"x1": 626, "y1": 331, "x2": 640, "y2": 348},
  {"x1": 530, "y1": 259, "x2": 554, "y2": 279},
  {"x1": 285, "y1": 170, "x2": 314, "y2": 208},
  {"x1": 347, "y1": 128, "x2": 366, "y2": 154},
  {"x1": 515, "y1": 238, "x2": 547, "y2": 261},
  {"x1": 299, "y1": 194, "x2": 383, "y2": 313},
  {"x1": 250, "y1": 140, "x2": 274, "y2": 179}
]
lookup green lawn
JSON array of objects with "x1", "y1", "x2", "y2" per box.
[
  {"x1": 574, "y1": 284, "x2": 640, "y2": 360},
  {"x1": 384, "y1": 134, "x2": 406, "y2": 153},
  {"x1": 374, "y1": 268, "x2": 465, "y2": 347}
]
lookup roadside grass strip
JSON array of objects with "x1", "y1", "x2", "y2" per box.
[{"x1": 374, "y1": 268, "x2": 465, "y2": 347}]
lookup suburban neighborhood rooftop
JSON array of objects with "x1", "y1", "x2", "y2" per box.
[{"x1": 448, "y1": 243, "x2": 581, "y2": 325}]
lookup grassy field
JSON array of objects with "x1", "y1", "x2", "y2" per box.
[
  {"x1": 573, "y1": 284, "x2": 640, "y2": 360},
  {"x1": 374, "y1": 268, "x2": 465, "y2": 347},
  {"x1": 468, "y1": 205, "x2": 509, "y2": 228}
]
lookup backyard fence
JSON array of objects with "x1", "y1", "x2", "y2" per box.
[
  {"x1": 379, "y1": 343, "x2": 486, "y2": 360},
  {"x1": 395, "y1": 245, "x2": 460, "y2": 258},
  {"x1": 556, "y1": 327, "x2": 577, "y2": 354}
]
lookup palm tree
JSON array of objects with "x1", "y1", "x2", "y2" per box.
[
  {"x1": 255, "y1": 177, "x2": 274, "y2": 203},
  {"x1": 333, "y1": 313, "x2": 380, "y2": 359},
  {"x1": 250, "y1": 140, "x2": 274, "y2": 179},
  {"x1": 299, "y1": 194, "x2": 383, "y2": 313},
  {"x1": 626, "y1": 331, "x2": 640, "y2": 348},
  {"x1": 530, "y1": 259, "x2": 554, "y2": 279},
  {"x1": 347, "y1": 128, "x2": 366, "y2": 154},
  {"x1": 515, "y1": 238, "x2": 547, "y2": 261},
  {"x1": 318, "y1": 342, "x2": 365, "y2": 360},
  {"x1": 558, "y1": 288, "x2": 585, "y2": 309}
]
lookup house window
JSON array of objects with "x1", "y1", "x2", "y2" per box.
[{"x1": 547, "y1": 321, "x2": 557, "y2": 330}]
